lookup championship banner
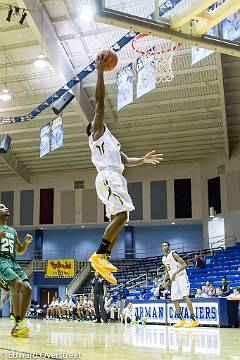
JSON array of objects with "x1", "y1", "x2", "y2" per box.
[
  {"x1": 117, "y1": 63, "x2": 133, "y2": 111},
  {"x1": 192, "y1": 26, "x2": 217, "y2": 65},
  {"x1": 45, "y1": 259, "x2": 76, "y2": 278},
  {"x1": 40, "y1": 123, "x2": 50, "y2": 158},
  {"x1": 136, "y1": 56, "x2": 156, "y2": 99},
  {"x1": 51, "y1": 114, "x2": 63, "y2": 152},
  {"x1": 221, "y1": 11, "x2": 240, "y2": 41}
]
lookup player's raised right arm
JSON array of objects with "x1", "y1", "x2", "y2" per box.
[{"x1": 92, "y1": 55, "x2": 109, "y2": 138}]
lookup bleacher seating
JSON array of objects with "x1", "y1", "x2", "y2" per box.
[
  {"x1": 188, "y1": 244, "x2": 240, "y2": 292},
  {"x1": 78, "y1": 244, "x2": 240, "y2": 298}
]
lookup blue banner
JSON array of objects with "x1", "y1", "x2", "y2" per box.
[
  {"x1": 125, "y1": 298, "x2": 231, "y2": 326},
  {"x1": 40, "y1": 123, "x2": 50, "y2": 158},
  {"x1": 159, "y1": 0, "x2": 183, "y2": 17},
  {"x1": 136, "y1": 57, "x2": 156, "y2": 99},
  {"x1": 0, "y1": 30, "x2": 139, "y2": 124},
  {"x1": 192, "y1": 26, "x2": 217, "y2": 65},
  {"x1": 133, "y1": 302, "x2": 166, "y2": 324},
  {"x1": 51, "y1": 114, "x2": 63, "y2": 152},
  {"x1": 222, "y1": 11, "x2": 240, "y2": 41},
  {"x1": 117, "y1": 63, "x2": 133, "y2": 111}
]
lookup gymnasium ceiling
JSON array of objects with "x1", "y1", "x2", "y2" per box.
[{"x1": 0, "y1": 0, "x2": 240, "y2": 181}]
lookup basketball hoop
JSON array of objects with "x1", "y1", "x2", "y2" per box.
[{"x1": 132, "y1": 33, "x2": 179, "y2": 83}]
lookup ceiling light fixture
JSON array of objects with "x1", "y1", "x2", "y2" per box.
[
  {"x1": 6, "y1": 6, "x2": 13, "y2": 22},
  {"x1": 19, "y1": 10, "x2": 27, "y2": 25},
  {"x1": 0, "y1": 89, "x2": 12, "y2": 102},
  {"x1": 0, "y1": 55, "x2": 11, "y2": 102},
  {"x1": 34, "y1": 6, "x2": 48, "y2": 69},
  {"x1": 6, "y1": 5, "x2": 28, "y2": 25},
  {"x1": 209, "y1": 207, "x2": 215, "y2": 218},
  {"x1": 34, "y1": 53, "x2": 48, "y2": 68},
  {"x1": 80, "y1": 4, "x2": 93, "y2": 22}
]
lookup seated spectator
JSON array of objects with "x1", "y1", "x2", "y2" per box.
[
  {"x1": 82, "y1": 295, "x2": 91, "y2": 320},
  {"x1": 202, "y1": 281, "x2": 211, "y2": 296},
  {"x1": 61, "y1": 295, "x2": 74, "y2": 320},
  {"x1": 195, "y1": 254, "x2": 205, "y2": 268},
  {"x1": 110, "y1": 298, "x2": 120, "y2": 322},
  {"x1": 161, "y1": 281, "x2": 171, "y2": 299},
  {"x1": 195, "y1": 288, "x2": 208, "y2": 298},
  {"x1": 150, "y1": 277, "x2": 162, "y2": 300},
  {"x1": 150, "y1": 286, "x2": 160, "y2": 300},
  {"x1": 117, "y1": 294, "x2": 125, "y2": 321},
  {"x1": 69, "y1": 297, "x2": 77, "y2": 319},
  {"x1": 121, "y1": 302, "x2": 135, "y2": 324},
  {"x1": 88, "y1": 294, "x2": 94, "y2": 319},
  {"x1": 76, "y1": 295, "x2": 84, "y2": 320},
  {"x1": 55, "y1": 297, "x2": 62, "y2": 318},
  {"x1": 118, "y1": 284, "x2": 129, "y2": 300},
  {"x1": 220, "y1": 277, "x2": 230, "y2": 296},
  {"x1": 216, "y1": 287, "x2": 223, "y2": 297},
  {"x1": 227, "y1": 287, "x2": 240, "y2": 300},
  {"x1": 207, "y1": 282, "x2": 216, "y2": 297},
  {"x1": 105, "y1": 294, "x2": 114, "y2": 320},
  {"x1": 139, "y1": 288, "x2": 151, "y2": 300},
  {"x1": 46, "y1": 296, "x2": 59, "y2": 319},
  {"x1": 153, "y1": 276, "x2": 162, "y2": 288}
]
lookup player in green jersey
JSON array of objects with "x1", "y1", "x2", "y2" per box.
[{"x1": 0, "y1": 203, "x2": 32, "y2": 337}]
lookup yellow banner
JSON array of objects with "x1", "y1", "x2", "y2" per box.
[{"x1": 45, "y1": 259, "x2": 76, "y2": 278}]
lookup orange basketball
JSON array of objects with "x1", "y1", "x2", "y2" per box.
[{"x1": 96, "y1": 49, "x2": 118, "y2": 71}]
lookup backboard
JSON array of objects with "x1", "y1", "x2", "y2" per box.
[{"x1": 94, "y1": 0, "x2": 240, "y2": 58}]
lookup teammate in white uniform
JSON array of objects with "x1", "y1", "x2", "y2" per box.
[
  {"x1": 162, "y1": 242, "x2": 199, "y2": 328},
  {"x1": 87, "y1": 54, "x2": 163, "y2": 284}
]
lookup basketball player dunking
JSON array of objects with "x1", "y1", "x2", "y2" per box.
[
  {"x1": 162, "y1": 242, "x2": 199, "y2": 328},
  {"x1": 86, "y1": 54, "x2": 163, "y2": 284}
]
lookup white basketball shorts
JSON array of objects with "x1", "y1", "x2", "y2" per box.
[
  {"x1": 171, "y1": 274, "x2": 190, "y2": 301},
  {"x1": 95, "y1": 169, "x2": 135, "y2": 220}
]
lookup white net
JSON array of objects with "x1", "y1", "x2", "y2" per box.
[{"x1": 132, "y1": 34, "x2": 178, "y2": 84}]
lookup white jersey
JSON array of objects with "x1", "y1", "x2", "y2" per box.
[
  {"x1": 89, "y1": 125, "x2": 124, "y2": 173},
  {"x1": 162, "y1": 251, "x2": 187, "y2": 280}
]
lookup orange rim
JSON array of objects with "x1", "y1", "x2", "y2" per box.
[{"x1": 132, "y1": 33, "x2": 179, "y2": 56}]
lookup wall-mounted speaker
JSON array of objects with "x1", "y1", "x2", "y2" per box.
[
  {"x1": 0, "y1": 134, "x2": 11, "y2": 153},
  {"x1": 52, "y1": 91, "x2": 75, "y2": 115}
]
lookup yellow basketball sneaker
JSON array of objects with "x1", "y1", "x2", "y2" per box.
[
  {"x1": 91, "y1": 262, "x2": 118, "y2": 285},
  {"x1": 11, "y1": 321, "x2": 30, "y2": 337},
  {"x1": 184, "y1": 319, "x2": 200, "y2": 328},
  {"x1": 173, "y1": 319, "x2": 186, "y2": 328},
  {"x1": 89, "y1": 253, "x2": 118, "y2": 272}
]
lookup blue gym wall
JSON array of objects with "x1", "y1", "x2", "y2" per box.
[
  {"x1": 134, "y1": 224, "x2": 203, "y2": 258},
  {"x1": 16, "y1": 224, "x2": 203, "y2": 261},
  {"x1": 16, "y1": 230, "x2": 35, "y2": 260},
  {"x1": 42, "y1": 228, "x2": 125, "y2": 260},
  {"x1": 10, "y1": 224, "x2": 203, "y2": 306}
]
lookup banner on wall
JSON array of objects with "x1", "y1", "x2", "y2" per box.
[
  {"x1": 192, "y1": 26, "x2": 217, "y2": 65},
  {"x1": 167, "y1": 302, "x2": 220, "y2": 325},
  {"x1": 136, "y1": 56, "x2": 156, "y2": 99},
  {"x1": 221, "y1": 10, "x2": 240, "y2": 41},
  {"x1": 40, "y1": 123, "x2": 50, "y2": 158},
  {"x1": 117, "y1": 63, "x2": 133, "y2": 111},
  {"x1": 51, "y1": 114, "x2": 63, "y2": 152},
  {"x1": 45, "y1": 259, "x2": 76, "y2": 278},
  {"x1": 132, "y1": 302, "x2": 166, "y2": 324}
]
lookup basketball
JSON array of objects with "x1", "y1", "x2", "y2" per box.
[{"x1": 96, "y1": 49, "x2": 118, "y2": 71}]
